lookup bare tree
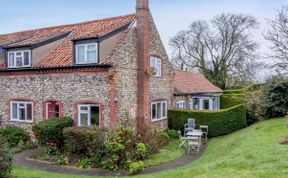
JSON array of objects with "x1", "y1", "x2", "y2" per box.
[
  {"x1": 170, "y1": 13, "x2": 259, "y2": 89},
  {"x1": 265, "y1": 6, "x2": 288, "y2": 75}
]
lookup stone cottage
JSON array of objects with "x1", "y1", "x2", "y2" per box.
[
  {"x1": 0, "y1": 0, "x2": 174, "y2": 130},
  {"x1": 172, "y1": 71, "x2": 223, "y2": 110}
]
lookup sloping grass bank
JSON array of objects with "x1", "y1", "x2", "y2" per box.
[{"x1": 12, "y1": 118, "x2": 288, "y2": 178}]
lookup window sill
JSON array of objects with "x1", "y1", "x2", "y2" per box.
[
  {"x1": 10, "y1": 120, "x2": 33, "y2": 124},
  {"x1": 151, "y1": 117, "x2": 167, "y2": 123}
]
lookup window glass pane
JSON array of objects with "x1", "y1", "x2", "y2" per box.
[
  {"x1": 9, "y1": 53, "x2": 14, "y2": 66},
  {"x1": 90, "y1": 106, "x2": 100, "y2": 126},
  {"x1": 193, "y1": 99, "x2": 200, "y2": 110},
  {"x1": 26, "y1": 104, "x2": 32, "y2": 120},
  {"x1": 150, "y1": 58, "x2": 155, "y2": 67},
  {"x1": 12, "y1": 103, "x2": 17, "y2": 119},
  {"x1": 162, "y1": 102, "x2": 166, "y2": 117},
  {"x1": 19, "y1": 107, "x2": 25, "y2": 120},
  {"x1": 80, "y1": 106, "x2": 88, "y2": 111},
  {"x1": 156, "y1": 59, "x2": 161, "y2": 76},
  {"x1": 55, "y1": 105, "x2": 60, "y2": 113},
  {"x1": 87, "y1": 50, "x2": 97, "y2": 63},
  {"x1": 76, "y1": 46, "x2": 85, "y2": 63},
  {"x1": 87, "y1": 45, "x2": 96, "y2": 50},
  {"x1": 16, "y1": 57, "x2": 23, "y2": 67},
  {"x1": 80, "y1": 113, "x2": 89, "y2": 126},
  {"x1": 157, "y1": 103, "x2": 161, "y2": 119},
  {"x1": 23, "y1": 52, "x2": 30, "y2": 65},
  {"x1": 203, "y1": 100, "x2": 210, "y2": 110},
  {"x1": 49, "y1": 105, "x2": 56, "y2": 112},
  {"x1": 152, "y1": 104, "x2": 157, "y2": 120},
  {"x1": 16, "y1": 52, "x2": 22, "y2": 56}
]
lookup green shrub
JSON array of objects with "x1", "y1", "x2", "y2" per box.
[
  {"x1": 220, "y1": 94, "x2": 245, "y2": 109},
  {"x1": 164, "y1": 129, "x2": 180, "y2": 139},
  {"x1": 129, "y1": 161, "x2": 145, "y2": 175},
  {"x1": 56, "y1": 155, "x2": 69, "y2": 166},
  {"x1": 63, "y1": 127, "x2": 107, "y2": 157},
  {"x1": 168, "y1": 104, "x2": 247, "y2": 137},
  {"x1": 262, "y1": 77, "x2": 288, "y2": 119},
  {"x1": 0, "y1": 125, "x2": 30, "y2": 148},
  {"x1": 76, "y1": 158, "x2": 93, "y2": 169},
  {"x1": 135, "y1": 143, "x2": 148, "y2": 160},
  {"x1": 0, "y1": 143, "x2": 13, "y2": 178},
  {"x1": 32, "y1": 117, "x2": 74, "y2": 149}
]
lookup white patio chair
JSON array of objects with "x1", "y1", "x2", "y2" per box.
[
  {"x1": 187, "y1": 136, "x2": 201, "y2": 153},
  {"x1": 184, "y1": 118, "x2": 195, "y2": 136},
  {"x1": 200, "y1": 125, "x2": 208, "y2": 143},
  {"x1": 178, "y1": 130, "x2": 188, "y2": 149}
]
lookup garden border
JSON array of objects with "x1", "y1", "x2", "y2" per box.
[{"x1": 13, "y1": 144, "x2": 207, "y2": 176}]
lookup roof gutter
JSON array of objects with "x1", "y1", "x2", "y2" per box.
[
  {"x1": 0, "y1": 64, "x2": 112, "y2": 72},
  {"x1": 174, "y1": 92, "x2": 224, "y2": 96}
]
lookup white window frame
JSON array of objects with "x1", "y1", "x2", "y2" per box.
[
  {"x1": 78, "y1": 104, "x2": 100, "y2": 127},
  {"x1": 150, "y1": 56, "x2": 162, "y2": 77},
  {"x1": 176, "y1": 100, "x2": 186, "y2": 109},
  {"x1": 75, "y1": 43, "x2": 98, "y2": 64},
  {"x1": 190, "y1": 96, "x2": 220, "y2": 111},
  {"x1": 7, "y1": 50, "x2": 31, "y2": 68},
  {"x1": 151, "y1": 101, "x2": 167, "y2": 122},
  {"x1": 10, "y1": 101, "x2": 33, "y2": 123}
]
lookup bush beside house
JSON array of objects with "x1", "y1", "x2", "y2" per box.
[
  {"x1": 0, "y1": 138, "x2": 13, "y2": 178},
  {"x1": 168, "y1": 104, "x2": 247, "y2": 137},
  {"x1": 32, "y1": 117, "x2": 74, "y2": 149},
  {"x1": 0, "y1": 125, "x2": 30, "y2": 148}
]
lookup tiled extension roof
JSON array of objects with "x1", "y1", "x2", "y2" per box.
[
  {"x1": 0, "y1": 14, "x2": 136, "y2": 68},
  {"x1": 173, "y1": 71, "x2": 223, "y2": 95}
]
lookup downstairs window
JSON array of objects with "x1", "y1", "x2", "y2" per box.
[
  {"x1": 151, "y1": 101, "x2": 167, "y2": 121},
  {"x1": 10, "y1": 101, "x2": 33, "y2": 122}
]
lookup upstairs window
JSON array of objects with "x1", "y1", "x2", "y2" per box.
[
  {"x1": 75, "y1": 43, "x2": 98, "y2": 64},
  {"x1": 8, "y1": 50, "x2": 31, "y2": 68},
  {"x1": 150, "y1": 56, "x2": 161, "y2": 77}
]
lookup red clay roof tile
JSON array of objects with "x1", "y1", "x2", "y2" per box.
[
  {"x1": 173, "y1": 71, "x2": 223, "y2": 94},
  {"x1": 0, "y1": 14, "x2": 136, "y2": 68}
]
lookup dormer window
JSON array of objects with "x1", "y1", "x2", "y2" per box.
[
  {"x1": 8, "y1": 50, "x2": 31, "y2": 68},
  {"x1": 75, "y1": 43, "x2": 98, "y2": 64}
]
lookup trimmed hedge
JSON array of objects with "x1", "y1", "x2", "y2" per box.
[
  {"x1": 168, "y1": 104, "x2": 247, "y2": 137},
  {"x1": 220, "y1": 94, "x2": 245, "y2": 109},
  {"x1": 224, "y1": 84, "x2": 263, "y2": 94},
  {"x1": 32, "y1": 117, "x2": 74, "y2": 148}
]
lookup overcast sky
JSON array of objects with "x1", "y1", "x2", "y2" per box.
[{"x1": 1, "y1": 0, "x2": 288, "y2": 80}]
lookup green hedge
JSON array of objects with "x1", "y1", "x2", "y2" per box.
[
  {"x1": 168, "y1": 104, "x2": 247, "y2": 137},
  {"x1": 32, "y1": 117, "x2": 74, "y2": 148},
  {"x1": 224, "y1": 84, "x2": 263, "y2": 94},
  {"x1": 220, "y1": 94, "x2": 245, "y2": 109}
]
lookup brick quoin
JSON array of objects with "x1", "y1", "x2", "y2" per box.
[
  {"x1": 136, "y1": 0, "x2": 151, "y2": 130},
  {"x1": 108, "y1": 72, "x2": 119, "y2": 129}
]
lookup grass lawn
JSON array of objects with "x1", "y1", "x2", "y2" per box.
[
  {"x1": 144, "y1": 140, "x2": 185, "y2": 167},
  {"x1": 11, "y1": 118, "x2": 288, "y2": 178}
]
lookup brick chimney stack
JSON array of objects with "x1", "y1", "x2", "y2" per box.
[{"x1": 136, "y1": 0, "x2": 151, "y2": 129}]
